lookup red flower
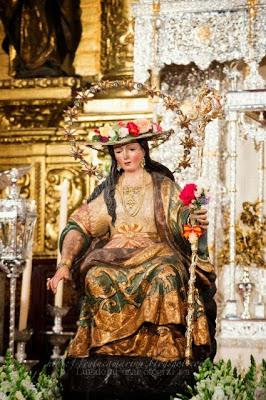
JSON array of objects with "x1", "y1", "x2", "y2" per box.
[
  {"x1": 179, "y1": 183, "x2": 197, "y2": 206},
  {"x1": 126, "y1": 122, "x2": 140, "y2": 137}
]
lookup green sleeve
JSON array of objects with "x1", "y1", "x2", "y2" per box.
[{"x1": 59, "y1": 220, "x2": 92, "y2": 258}]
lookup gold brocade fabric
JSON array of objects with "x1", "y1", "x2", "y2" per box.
[{"x1": 67, "y1": 172, "x2": 214, "y2": 361}]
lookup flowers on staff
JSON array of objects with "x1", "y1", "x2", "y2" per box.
[
  {"x1": 87, "y1": 119, "x2": 163, "y2": 143},
  {"x1": 179, "y1": 182, "x2": 209, "y2": 209},
  {"x1": 179, "y1": 181, "x2": 210, "y2": 240},
  {"x1": 183, "y1": 225, "x2": 204, "y2": 239}
]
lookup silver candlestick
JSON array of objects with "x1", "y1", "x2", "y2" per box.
[
  {"x1": 46, "y1": 305, "x2": 73, "y2": 359},
  {"x1": 238, "y1": 267, "x2": 254, "y2": 319},
  {"x1": 15, "y1": 329, "x2": 38, "y2": 369},
  {"x1": 0, "y1": 259, "x2": 25, "y2": 356}
]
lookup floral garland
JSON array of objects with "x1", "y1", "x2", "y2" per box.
[
  {"x1": 63, "y1": 79, "x2": 223, "y2": 179},
  {"x1": 88, "y1": 119, "x2": 163, "y2": 143}
]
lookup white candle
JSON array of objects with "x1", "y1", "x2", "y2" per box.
[
  {"x1": 18, "y1": 253, "x2": 33, "y2": 331},
  {"x1": 54, "y1": 179, "x2": 69, "y2": 308}
]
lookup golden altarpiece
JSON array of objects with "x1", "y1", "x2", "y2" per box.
[
  {"x1": 0, "y1": 0, "x2": 265, "y2": 365},
  {"x1": 0, "y1": 0, "x2": 154, "y2": 359}
]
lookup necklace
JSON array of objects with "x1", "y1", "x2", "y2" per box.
[{"x1": 119, "y1": 170, "x2": 146, "y2": 217}]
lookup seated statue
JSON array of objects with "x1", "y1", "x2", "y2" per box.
[{"x1": 47, "y1": 119, "x2": 216, "y2": 395}]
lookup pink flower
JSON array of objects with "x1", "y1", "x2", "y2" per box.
[
  {"x1": 179, "y1": 183, "x2": 197, "y2": 206},
  {"x1": 134, "y1": 119, "x2": 152, "y2": 134},
  {"x1": 118, "y1": 127, "x2": 129, "y2": 138},
  {"x1": 152, "y1": 122, "x2": 163, "y2": 133}
]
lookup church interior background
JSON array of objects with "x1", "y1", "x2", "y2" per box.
[{"x1": 0, "y1": 0, "x2": 265, "y2": 397}]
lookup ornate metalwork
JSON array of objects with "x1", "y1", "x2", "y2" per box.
[
  {"x1": 132, "y1": 0, "x2": 266, "y2": 82},
  {"x1": 0, "y1": 167, "x2": 36, "y2": 356},
  {"x1": 238, "y1": 268, "x2": 254, "y2": 319}
]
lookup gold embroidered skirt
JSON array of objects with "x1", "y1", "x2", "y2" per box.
[{"x1": 67, "y1": 242, "x2": 210, "y2": 361}]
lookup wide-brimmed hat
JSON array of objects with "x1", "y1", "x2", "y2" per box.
[{"x1": 86, "y1": 119, "x2": 173, "y2": 150}]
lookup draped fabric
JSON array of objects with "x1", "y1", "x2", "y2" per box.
[{"x1": 62, "y1": 172, "x2": 216, "y2": 362}]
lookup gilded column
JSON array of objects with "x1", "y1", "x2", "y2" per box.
[
  {"x1": 101, "y1": 0, "x2": 134, "y2": 79},
  {"x1": 74, "y1": 0, "x2": 101, "y2": 78}
]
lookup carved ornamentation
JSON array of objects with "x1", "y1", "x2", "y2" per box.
[
  {"x1": 45, "y1": 167, "x2": 87, "y2": 253},
  {"x1": 132, "y1": 0, "x2": 266, "y2": 82},
  {"x1": 0, "y1": 77, "x2": 81, "y2": 130},
  {"x1": 0, "y1": 102, "x2": 68, "y2": 129},
  {"x1": 219, "y1": 201, "x2": 266, "y2": 268},
  {"x1": 220, "y1": 318, "x2": 266, "y2": 340},
  {"x1": 101, "y1": 0, "x2": 134, "y2": 77},
  {"x1": 0, "y1": 77, "x2": 80, "y2": 90}
]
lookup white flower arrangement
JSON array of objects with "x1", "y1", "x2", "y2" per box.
[
  {"x1": 174, "y1": 357, "x2": 266, "y2": 400},
  {"x1": 0, "y1": 351, "x2": 63, "y2": 400}
]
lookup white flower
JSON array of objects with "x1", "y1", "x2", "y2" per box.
[
  {"x1": 195, "y1": 186, "x2": 203, "y2": 198},
  {"x1": 9, "y1": 370, "x2": 19, "y2": 380},
  {"x1": 212, "y1": 385, "x2": 227, "y2": 400},
  {"x1": 15, "y1": 391, "x2": 26, "y2": 400},
  {"x1": 118, "y1": 127, "x2": 129, "y2": 138},
  {"x1": 0, "y1": 382, "x2": 12, "y2": 392},
  {"x1": 21, "y1": 378, "x2": 38, "y2": 392},
  {"x1": 0, "y1": 393, "x2": 8, "y2": 400}
]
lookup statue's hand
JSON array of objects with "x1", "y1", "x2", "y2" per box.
[
  {"x1": 189, "y1": 207, "x2": 209, "y2": 230},
  {"x1": 47, "y1": 266, "x2": 71, "y2": 294}
]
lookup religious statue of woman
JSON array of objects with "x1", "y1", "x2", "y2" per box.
[
  {"x1": 47, "y1": 119, "x2": 216, "y2": 363},
  {"x1": 0, "y1": 0, "x2": 81, "y2": 77}
]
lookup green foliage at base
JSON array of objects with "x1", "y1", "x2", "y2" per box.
[
  {"x1": 0, "y1": 351, "x2": 63, "y2": 400},
  {"x1": 174, "y1": 357, "x2": 266, "y2": 400}
]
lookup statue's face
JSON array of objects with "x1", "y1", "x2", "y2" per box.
[{"x1": 113, "y1": 142, "x2": 145, "y2": 172}]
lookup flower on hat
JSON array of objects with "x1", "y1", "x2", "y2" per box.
[
  {"x1": 152, "y1": 122, "x2": 163, "y2": 133},
  {"x1": 88, "y1": 118, "x2": 164, "y2": 144},
  {"x1": 126, "y1": 122, "x2": 140, "y2": 137},
  {"x1": 134, "y1": 119, "x2": 152, "y2": 134},
  {"x1": 118, "y1": 127, "x2": 129, "y2": 138},
  {"x1": 99, "y1": 123, "x2": 116, "y2": 138}
]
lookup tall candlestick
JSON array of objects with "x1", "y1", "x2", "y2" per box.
[
  {"x1": 18, "y1": 254, "x2": 33, "y2": 331},
  {"x1": 54, "y1": 179, "x2": 69, "y2": 308}
]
